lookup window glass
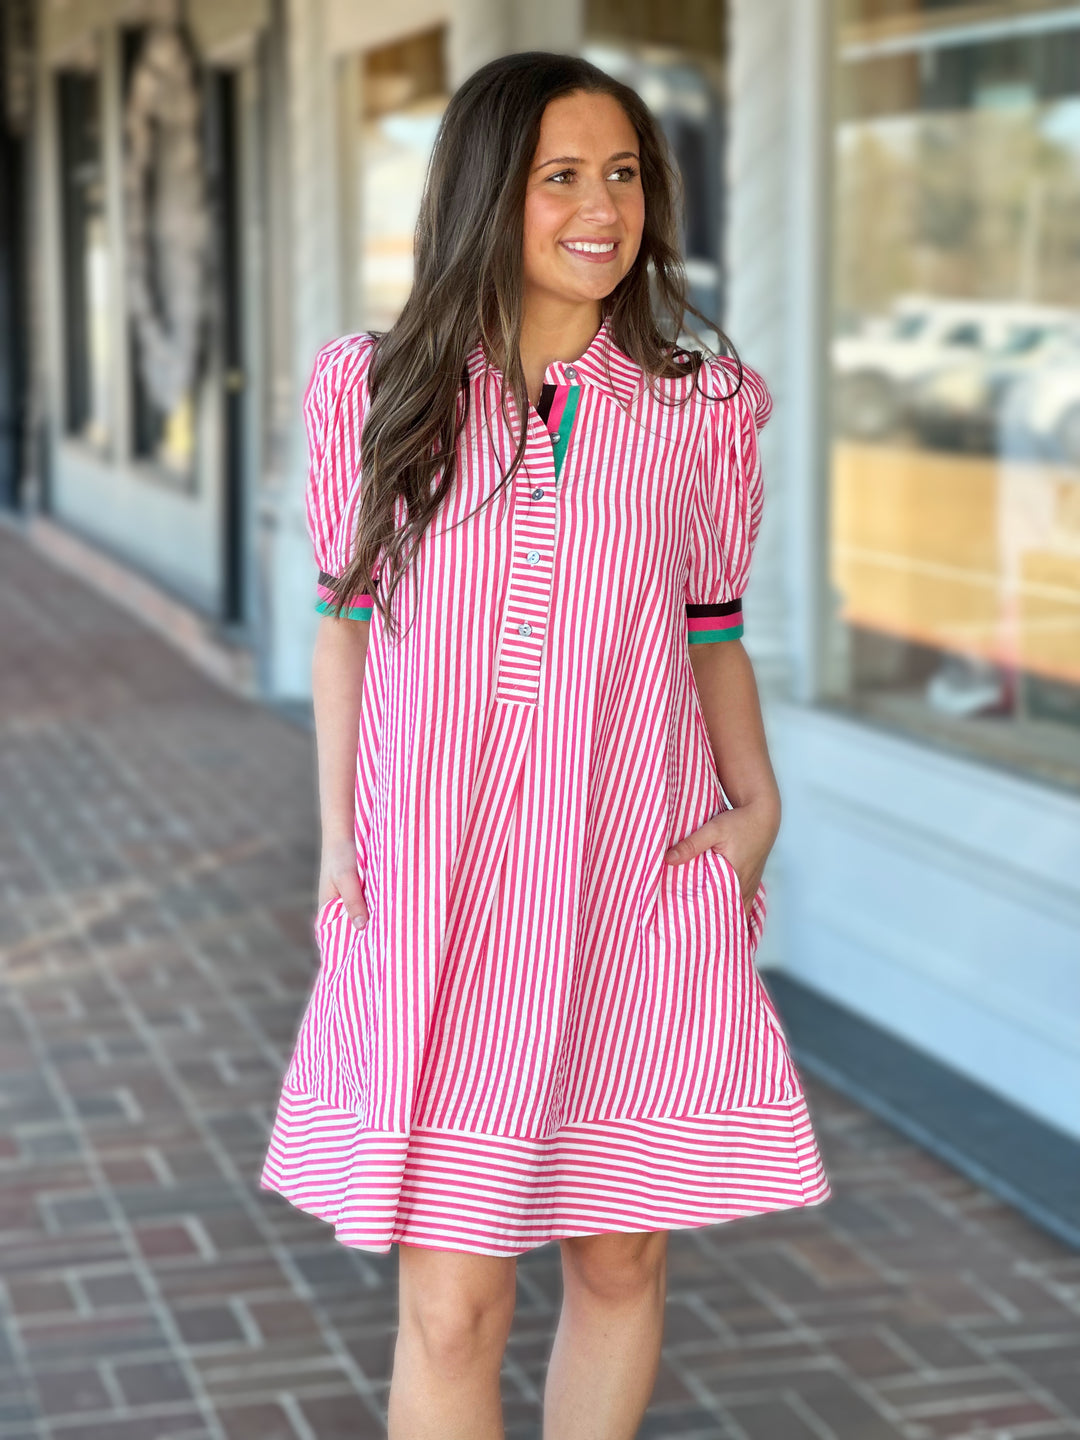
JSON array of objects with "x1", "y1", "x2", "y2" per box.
[
  {"x1": 584, "y1": 0, "x2": 726, "y2": 344},
  {"x1": 354, "y1": 28, "x2": 448, "y2": 332},
  {"x1": 58, "y1": 69, "x2": 110, "y2": 449},
  {"x1": 122, "y1": 26, "x2": 198, "y2": 484},
  {"x1": 828, "y1": 3, "x2": 1080, "y2": 794}
]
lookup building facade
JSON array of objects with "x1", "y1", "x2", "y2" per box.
[{"x1": 3, "y1": 0, "x2": 1078, "y2": 1177}]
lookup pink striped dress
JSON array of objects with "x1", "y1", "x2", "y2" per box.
[{"x1": 259, "y1": 317, "x2": 832, "y2": 1256}]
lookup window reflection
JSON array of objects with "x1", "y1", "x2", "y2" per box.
[
  {"x1": 357, "y1": 29, "x2": 448, "y2": 333},
  {"x1": 828, "y1": 5, "x2": 1080, "y2": 792}
]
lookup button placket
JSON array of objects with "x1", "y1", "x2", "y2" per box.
[{"x1": 495, "y1": 406, "x2": 561, "y2": 706}]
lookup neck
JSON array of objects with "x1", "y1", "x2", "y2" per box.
[{"x1": 518, "y1": 297, "x2": 603, "y2": 404}]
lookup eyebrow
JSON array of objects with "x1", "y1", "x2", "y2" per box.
[{"x1": 532, "y1": 150, "x2": 640, "y2": 170}]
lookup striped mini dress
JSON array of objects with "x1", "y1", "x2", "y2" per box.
[{"x1": 258, "y1": 316, "x2": 832, "y2": 1256}]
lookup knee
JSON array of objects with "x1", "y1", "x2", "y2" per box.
[
  {"x1": 404, "y1": 1291, "x2": 512, "y2": 1371},
  {"x1": 561, "y1": 1231, "x2": 667, "y2": 1306}
]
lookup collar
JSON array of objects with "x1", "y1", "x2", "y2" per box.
[{"x1": 464, "y1": 315, "x2": 642, "y2": 407}]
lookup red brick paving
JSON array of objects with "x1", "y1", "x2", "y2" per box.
[{"x1": 1, "y1": 528, "x2": 1079, "y2": 1439}]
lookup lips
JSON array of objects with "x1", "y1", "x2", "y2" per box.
[{"x1": 560, "y1": 240, "x2": 620, "y2": 263}]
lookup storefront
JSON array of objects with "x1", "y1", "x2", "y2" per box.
[
  {"x1": 726, "y1": 0, "x2": 1080, "y2": 1151},
  {"x1": 22, "y1": 0, "x2": 278, "y2": 688}
]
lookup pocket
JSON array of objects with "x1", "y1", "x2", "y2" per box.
[
  {"x1": 290, "y1": 892, "x2": 354, "y2": 1095},
  {"x1": 703, "y1": 847, "x2": 752, "y2": 931},
  {"x1": 313, "y1": 894, "x2": 345, "y2": 983},
  {"x1": 313, "y1": 892, "x2": 344, "y2": 937},
  {"x1": 312, "y1": 891, "x2": 359, "y2": 997}
]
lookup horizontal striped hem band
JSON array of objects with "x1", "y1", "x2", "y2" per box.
[
  {"x1": 316, "y1": 571, "x2": 373, "y2": 621},
  {"x1": 258, "y1": 1087, "x2": 832, "y2": 1257},
  {"x1": 686, "y1": 597, "x2": 743, "y2": 644}
]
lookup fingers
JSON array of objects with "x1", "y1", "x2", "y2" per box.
[
  {"x1": 335, "y1": 869, "x2": 369, "y2": 929},
  {"x1": 668, "y1": 812, "x2": 737, "y2": 864},
  {"x1": 659, "y1": 813, "x2": 762, "y2": 930},
  {"x1": 663, "y1": 816, "x2": 724, "y2": 864}
]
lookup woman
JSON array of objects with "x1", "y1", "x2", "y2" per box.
[{"x1": 260, "y1": 50, "x2": 831, "y2": 1440}]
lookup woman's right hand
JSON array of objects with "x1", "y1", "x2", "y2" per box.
[{"x1": 317, "y1": 835, "x2": 369, "y2": 930}]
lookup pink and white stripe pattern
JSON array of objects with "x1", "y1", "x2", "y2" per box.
[{"x1": 259, "y1": 318, "x2": 831, "y2": 1256}]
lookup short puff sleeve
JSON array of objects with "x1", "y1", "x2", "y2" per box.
[
  {"x1": 304, "y1": 332, "x2": 379, "y2": 621},
  {"x1": 684, "y1": 359, "x2": 772, "y2": 645}
]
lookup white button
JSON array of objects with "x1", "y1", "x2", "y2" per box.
[
  {"x1": 525, "y1": 549, "x2": 540, "y2": 564},
  {"x1": 517, "y1": 622, "x2": 532, "y2": 636},
  {"x1": 531, "y1": 487, "x2": 544, "y2": 500}
]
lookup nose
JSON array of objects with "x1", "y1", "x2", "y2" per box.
[{"x1": 576, "y1": 175, "x2": 620, "y2": 224}]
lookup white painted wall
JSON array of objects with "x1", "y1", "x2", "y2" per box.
[
  {"x1": 773, "y1": 704, "x2": 1080, "y2": 1138},
  {"x1": 51, "y1": 435, "x2": 222, "y2": 606}
]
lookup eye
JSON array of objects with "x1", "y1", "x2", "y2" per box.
[{"x1": 544, "y1": 165, "x2": 640, "y2": 184}]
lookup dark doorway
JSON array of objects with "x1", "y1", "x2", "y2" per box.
[
  {"x1": 208, "y1": 67, "x2": 245, "y2": 627},
  {"x1": 0, "y1": 7, "x2": 29, "y2": 511}
]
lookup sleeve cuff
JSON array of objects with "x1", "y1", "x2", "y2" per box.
[
  {"x1": 686, "y1": 598, "x2": 743, "y2": 644},
  {"x1": 316, "y1": 571, "x2": 374, "y2": 621}
]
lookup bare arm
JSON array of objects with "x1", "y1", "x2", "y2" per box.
[
  {"x1": 664, "y1": 641, "x2": 781, "y2": 915},
  {"x1": 313, "y1": 614, "x2": 371, "y2": 928}
]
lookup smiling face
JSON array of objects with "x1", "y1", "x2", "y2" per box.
[{"x1": 522, "y1": 89, "x2": 645, "y2": 312}]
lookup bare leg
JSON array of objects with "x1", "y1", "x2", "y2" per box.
[
  {"x1": 387, "y1": 1242, "x2": 518, "y2": 1440},
  {"x1": 542, "y1": 1230, "x2": 668, "y2": 1440}
]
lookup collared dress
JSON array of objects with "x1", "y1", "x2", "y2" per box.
[{"x1": 259, "y1": 317, "x2": 832, "y2": 1256}]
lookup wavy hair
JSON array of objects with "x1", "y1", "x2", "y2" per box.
[{"x1": 323, "y1": 49, "x2": 744, "y2": 639}]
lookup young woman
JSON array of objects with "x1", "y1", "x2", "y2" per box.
[{"x1": 260, "y1": 50, "x2": 831, "y2": 1440}]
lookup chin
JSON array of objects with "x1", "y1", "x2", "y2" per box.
[{"x1": 562, "y1": 272, "x2": 630, "y2": 302}]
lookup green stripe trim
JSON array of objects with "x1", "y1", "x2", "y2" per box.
[
  {"x1": 688, "y1": 621, "x2": 744, "y2": 644},
  {"x1": 316, "y1": 598, "x2": 373, "y2": 621},
  {"x1": 551, "y1": 385, "x2": 581, "y2": 481}
]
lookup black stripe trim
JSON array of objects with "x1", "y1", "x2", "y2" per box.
[
  {"x1": 685, "y1": 598, "x2": 742, "y2": 618},
  {"x1": 318, "y1": 570, "x2": 378, "y2": 594},
  {"x1": 535, "y1": 383, "x2": 557, "y2": 425}
]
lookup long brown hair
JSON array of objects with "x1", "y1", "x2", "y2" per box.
[{"x1": 323, "y1": 50, "x2": 744, "y2": 639}]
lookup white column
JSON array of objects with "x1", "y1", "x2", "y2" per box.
[
  {"x1": 509, "y1": 0, "x2": 583, "y2": 56},
  {"x1": 725, "y1": 0, "x2": 831, "y2": 968},
  {"x1": 267, "y1": 0, "x2": 342, "y2": 697},
  {"x1": 725, "y1": 0, "x2": 831, "y2": 707}
]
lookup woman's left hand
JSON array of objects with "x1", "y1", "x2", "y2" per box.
[{"x1": 664, "y1": 796, "x2": 780, "y2": 918}]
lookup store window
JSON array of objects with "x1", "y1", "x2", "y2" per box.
[
  {"x1": 347, "y1": 28, "x2": 448, "y2": 332},
  {"x1": 584, "y1": 0, "x2": 726, "y2": 343},
  {"x1": 122, "y1": 25, "x2": 202, "y2": 485},
  {"x1": 57, "y1": 67, "x2": 110, "y2": 450},
  {"x1": 828, "y1": 1, "x2": 1080, "y2": 793}
]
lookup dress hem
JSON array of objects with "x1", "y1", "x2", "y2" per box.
[{"x1": 258, "y1": 1081, "x2": 832, "y2": 1258}]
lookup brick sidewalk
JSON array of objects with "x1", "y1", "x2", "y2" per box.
[{"x1": 1, "y1": 528, "x2": 1078, "y2": 1440}]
